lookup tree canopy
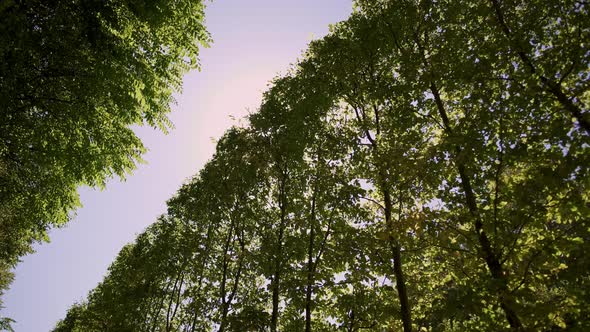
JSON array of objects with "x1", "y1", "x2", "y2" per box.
[
  {"x1": 0, "y1": 0, "x2": 210, "y2": 327},
  {"x1": 53, "y1": 0, "x2": 588, "y2": 331}
]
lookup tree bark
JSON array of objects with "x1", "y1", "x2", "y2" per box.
[
  {"x1": 305, "y1": 182, "x2": 318, "y2": 332},
  {"x1": 151, "y1": 271, "x2": 181, "y2": 332},
  {"x1": 219, "y1": 228, "x2": 245, "y2": 332},
  {"x1": 166, "y1": 269, "x2": 186, "y2": 332},
  {"x1": 271, "y1": 171, "x2": 288, "y2": 332},
  {"x1": 218, "y1": 218, "x2": 235, "y2": 332},
  {"x1": 383, "y1": 187, "x2": 412, "y2": 332},
  {"x1": 430, "y1": 81, "x2": 523, "y2": 329},
  {"x1": 189, "y1": 223, "x2": 216, "y2": 331},
  {"x1": 270, "y1": 227, "x2": 284, "y2": 332},
  {"x1": 350, "y1": 100, "x2": 413, "y2": 332}
]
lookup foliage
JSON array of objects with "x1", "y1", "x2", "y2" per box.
[
  {"x1": 54, "y1": 0, "x2": 589, "y2": 331},
  {"x1": 0, "y1": 0, "x2": 209, "y2": 326}
]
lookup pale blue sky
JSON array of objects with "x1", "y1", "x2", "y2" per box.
[{"x1": 2, "y1": 1, "x2": 352, "y2": 331}]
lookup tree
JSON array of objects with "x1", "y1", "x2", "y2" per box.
[
  {"x1": 0, "y1": 0, "x2": 210, "y2": 324},
  {"x1": 54, "y1": 1, "x2": 589, "y2": 330}
]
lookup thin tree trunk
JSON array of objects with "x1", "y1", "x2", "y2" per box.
[
  {"x1": 349, "y1": 100, "x2": 413, "y2": 332},
  {"x1": 305, "y1": 183, "x2": 318, "y2": 332},
  {"x1": 141, "y1": 281, "x2": 155, "y2": 330},
  {"x1": 383, "y1": 187, "x2": 412, "y2": 332},
  {"x1": 430, "y1": 81, "x2": 523, "y2": 329},
  {"x1": 270, "y1": 226, "x2": 284, "y2": 332},
  {"x1": 219, "y1": 227, "x2": 246, "y2": 332},
  {"x1": 189, "y1": 224, "x2": 216, "y2": 332},
  {"x1": 348, "y1": 309, "x2": 355, "y2": 332},
  {"x1": 218, "y1": 220, "x2": 235, "y2": 332},
  {"x1": 151, "y1": 272, "x2": 181, "y2": 332},
  {"x1": 188, "y1": 272, "x2": 207, "y2": 332},
  {"x1": 166, "y1": 269, "x2": 186, "y2": 332},
  {"x1": 271, "y1": 171, "x2": 288, "y2": 332}
]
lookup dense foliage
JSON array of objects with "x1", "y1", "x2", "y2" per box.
[
  {"x1": 0, "y1": 0, "x2": 209, "y2": 327},
  {"x1": 56, "y1": 0, "x2": 588, "y2": 331}
]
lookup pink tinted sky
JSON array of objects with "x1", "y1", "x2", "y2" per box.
[{"x1": 3, "y1": 1, "x2": 352, "y2": 331}]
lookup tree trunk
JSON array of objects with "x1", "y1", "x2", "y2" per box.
[
  {"x1": 151, "y1": 271, "x2": 181, "y2": 332},
  {"x1": 270, "y1": 226, "x2": 284, "y2": 332},
  {"x1": 430, "y1": 81, "x2": 523, "y2": 329},
  {"x1": 383, "y1": 187, "x2": 412, "y2": 332},
  {"x1": 166, "y1": 269, "x2": 186, "y2": 332},
  {"x1": 220, "y1": 228, "x2": 246, "y2": 332},
  {"x1": 350, "y1": 100, "x2": 413, "y2": 331},
  {"x1": 305, "y1": 185, "x2": 317, "y2": 332},
  {"x1": 271, "y1": 172, "x2": 288, "y2": 332},
  {"x1": 188, "y1": 273, "x2": 207, "y2": 332},
  {"x1": 218, "y1": 220, "x2": 235, "y2": 332}
]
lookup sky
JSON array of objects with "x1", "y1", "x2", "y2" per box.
[{"x1": 2, "y1": 1, "x2": 352, "y2": 331}]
